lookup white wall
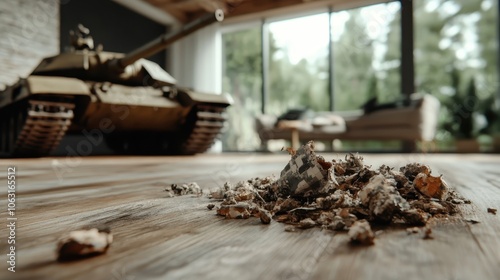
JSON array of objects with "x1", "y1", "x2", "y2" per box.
[
  {"x1": 167, "y1": 23, "x2": 222, "y2": 94},
  {"x1": 0, "y1": 0, "x2": 59, "y2": 90},
  {"x1": 167, "y1": 23, "x2": 224, "y2": 152}
]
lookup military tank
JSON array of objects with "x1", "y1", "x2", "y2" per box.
[{"x1": 0, "y1": 10, "x2": 231, "y2": 157}]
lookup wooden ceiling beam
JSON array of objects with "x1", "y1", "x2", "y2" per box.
[
  {"x1": 226, "y1": 0, "x2": 307, "y2": 18},
  {"x1": 222, "y1": 0, "x2": 389, "y2": 23},
  {"x1": 143, "y1": 0, "x2": 317, "y2": 25},
  {"x1": 142, "y1": 0, "x2": 189, "y2": 22},
  {"x1": 139, "y1": 0, "x2": 389, "y2": 26},
  {"x1": 165, "y1": 0, "x2": 227, "y2": 12},
  {"x1": 198, "y1": 0, "x2": 228, "y2": 13},
  {"x1": 160, "y1": 6, "x2": 189, "y2": 22}
]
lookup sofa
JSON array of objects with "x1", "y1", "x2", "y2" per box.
[{"x1": 255, "y1": 93, "x2": 440, "y2": 152}]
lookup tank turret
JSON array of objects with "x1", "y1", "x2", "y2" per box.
[
  {"x1": 32, "y1": 9, "x2": 224, "y2": 87},
  {"x1": 0, "y1": 10, "x2": 231, "y2": 157}
]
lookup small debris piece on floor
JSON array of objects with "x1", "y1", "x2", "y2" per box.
[
  {"x1": 298, "y1": 218, "x2": 316, "y2": 229},
  {"x1": 216, "y1": 203, "x2": 251, "y2": 219},
  {"x1": 208, "y1": 141, "x2": 464, "y2": 244},
  {"x1": 259, "y1": 209, "x2": 272, "y2": 224},
  {"x1": 451, "y1": 198, "x2": 464, "y2": 204},
  {"x1": 465, "y1": 219, "x2": 480, "y2": 224},
  {"x1": 165, "y1": 182, "x2": 202, "y2": 197},
  {"x1": 358, "y1": 174, "x2": 409, "y2": 223},
  {"x1": 423, "y1": 226, "x2": 433, "y2": 240},
  {"x1": 57, "y1": 228, "x2": 113, "y2": 261},
  {"x1": 282, "y1": 146, "x2": 296, "y2": 156},
  {"x1": 348, "y1": 220, "x2": 375, "y2": 245},
  {"x1": 413, "y1": 173, "x2": 448, "y2": 200},
  {"x1": 406, "y1": 227, "x2": 420, "y2": 234},
  {"x1": 487, "y1": 208, "x2": 497, "y2": 215},
  {"x1": 207, "y1": 203, "x2": 215, "y2": 210},
  {"x1": 401, "y1": 209, "x2": 429, "y2": 226},
  {"x1": 284, "y1": 225, "x2": 297, "y2": 232}
]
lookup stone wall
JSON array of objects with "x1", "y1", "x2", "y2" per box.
[{"x1": 0, "y1": 0, "x2": 59, "y2": 90}]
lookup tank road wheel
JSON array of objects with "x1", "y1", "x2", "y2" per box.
[
  {"x1": 0, "y1": 100, "x2": 74, "y2": 158},
  {"x1": 169, "y1": 104, "x2": 228, "y2": 155},
  {"x1": 104, "y1": 104, "x2": 227, "y2": 155}
]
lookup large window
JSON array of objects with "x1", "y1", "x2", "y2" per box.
[
  {"x1": 332, "y1": 2, "x2": 401, "y2": 110},
  {"x1": 221, "y1": 26, "x2": 262, "y2": 151},
  {"x1": 330, "y1": 2, "x2": 402, "y2": 151},
  {"x1": 220, "y1": 0, "x2": 499, "y2": 151},
  {"x1": 415, "y1": 0, "x2": 499, "y2": 145},
  {"x1": 267, "y1": 13, "x2": 330, "y2": 115}
]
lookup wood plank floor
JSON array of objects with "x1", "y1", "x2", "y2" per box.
[{"x1": 0, "y1": 153, "x2": 499, "y2": 280}]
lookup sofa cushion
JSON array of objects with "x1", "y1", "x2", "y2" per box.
[{"x1": 346, "y1": 106, "x2": 421, "y2": 129}]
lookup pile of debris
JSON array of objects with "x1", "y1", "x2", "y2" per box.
[{"x1": 209, "y1": 141, "x2": 465, "y2": 244}]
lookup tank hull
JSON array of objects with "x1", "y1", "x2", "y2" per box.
[{"x1": 0, "y1": 76, "x2": 230, "y2": 157}]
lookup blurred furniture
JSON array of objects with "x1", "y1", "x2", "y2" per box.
[
  {"x1": 274, "y1": 120, "x2": 304, "y2": 149},
  {"x1": 255, "y1": 93, "x2": 440, "y2": 152}
]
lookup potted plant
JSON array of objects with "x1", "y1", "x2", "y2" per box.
[{"x1": 442, "y1": 69, "x2": 481, "y2": 152}]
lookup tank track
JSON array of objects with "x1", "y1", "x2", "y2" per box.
[
  {"x1": 104, "y1": 103, "x2": 227, "y2": 155},
  {"x1": 0, "y1": 100, "x2": 74, "y2": 157},
  {"x1": 178, "y1": 103, "x2": 227, "y2": 154}
]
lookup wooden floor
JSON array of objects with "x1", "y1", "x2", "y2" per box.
[{"x1": 0, "y1": 153, "x2": 499, "y2": 280}]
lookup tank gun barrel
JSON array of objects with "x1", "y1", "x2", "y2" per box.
[{"x1": 114, "y1": 9, "x2": 224, "y2": 69}]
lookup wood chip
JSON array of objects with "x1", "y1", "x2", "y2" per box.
[
  {"x1": 57, "y1": 228, "x2": 113, "y2": 261},
  {"x1": 165, "y1": 182, "x2": 202, "y2": 196},
  {"x1": 406, "y1": 227, "x2": 420, "y2": 234},
  {"x1": 465, "y1": 219, "x2": 480, "y2": 224},
  {"x1": 423, "y1": 226, "x2": 433, "y2": 240},
  {"x1": 281, "y1": 146, "x2": 296, "y2": 156},
  {"x1": 413, "y1": 173, "x2": 447, "y2": 200},
  {"x1": 259, "y1": 209, "x2": 272, "y2": 224},
  {"x1": 284, "y1": 225, "x2": 297, "y2": 232},
  {"x1": 216, "y1": 203, "x2": 251, "y2": 219},
  {"x1": 348, "y1": 220, "x2": 375, "y2": 245},
  {"x1": 298, "y1": 218, "x2": 316, "y2": 229},
  {"x1": 487, "y1": 208, "x2": 497, "y2": 215}
]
